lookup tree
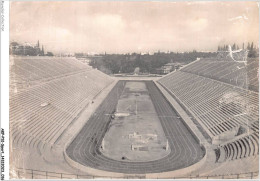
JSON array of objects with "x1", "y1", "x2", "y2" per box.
[
  {"x1": 248, "y1": 42, "x2": 257, "y2": 58},
  {"x1": 247, "y1": 42, "x2": 250, "y2": 50},
  {"x1": 232, "y1": 43, "x2": 236, "y2": 50},
  {"x1": 250, "y1": 42, "x2": 254, "y2": 51},
  {"x1": 10, "y1": 42, "x2": 19, "y2": 46},
  {"x1": 41, "y1": 45, "x2": 44, "y2": 55}
]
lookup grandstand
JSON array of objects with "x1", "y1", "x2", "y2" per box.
[
  {"x1": 180, "y1": 58, "x2": 259, "y2": 91},
  {"x1": 10, "y1": 56, "x2": 258, "y2": 179},
  {"x1": 158, "y1": 57, "x2": 259, "y2": 170},
  {"x1": 9, "y1": 56, "x2": 93, "y2": 93},
  {"x1": 10, "y1": 56, "x2": 114, "y2": 167}
]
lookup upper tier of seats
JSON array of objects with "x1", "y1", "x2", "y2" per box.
[
  {"x1": 10, "y1": 56, "x2": 114, "y2": 151},
  {"x1": 180, "y1": 58, "x2": 259, "y2": 92},
  {"x1": 10, "y1": 56, "x2": 92, "y2": 92}
]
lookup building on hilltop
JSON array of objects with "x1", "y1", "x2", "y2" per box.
[{"x1": 10, "y1": 40, "x2": 46, "y2": 56}]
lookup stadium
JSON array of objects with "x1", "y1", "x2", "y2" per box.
[{"x1": 9, "y1": 54, "x2": 259, "y2": 179}]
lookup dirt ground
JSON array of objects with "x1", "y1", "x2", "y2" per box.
[{"x1": 101, "y1": 81, "x2": 170, "y2": 162}]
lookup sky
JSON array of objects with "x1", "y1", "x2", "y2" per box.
[{"x1": 10, "y1": 1, "x2": 259, "y2": 54}]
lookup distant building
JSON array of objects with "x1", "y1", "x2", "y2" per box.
[
  {"x1": 60, "y1": 52, "x2": 74, "y2": 57},
  {"x1": 10, "y1": 40, "x2": 45, "y2": 56},
  {"x1": 156, "y1": 62, "x2": 185, "y2": 74},
  {"x1": 46, "y1": 52, "x2": 54, "y2": 56},
  {"x1": 77, "y1": 58, "x2": 91, "y2": 64},
  {"x1": 134, "y1": 67, "x2": 140, "y2": 75},
  {"x1": 156, "y1": 66, "x2": 172, "y2": 74},
  {"x1": 164, "y1": 62, "x2": 185, "y2": 70}
]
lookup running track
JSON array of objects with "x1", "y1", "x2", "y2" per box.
[{"x1": 66, "y1": 81, "x2": 204, "y2": 174}]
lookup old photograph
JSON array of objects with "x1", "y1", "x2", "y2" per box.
[{"x1": 5, "y1": 1, "x2": 259, "y2": 179}]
